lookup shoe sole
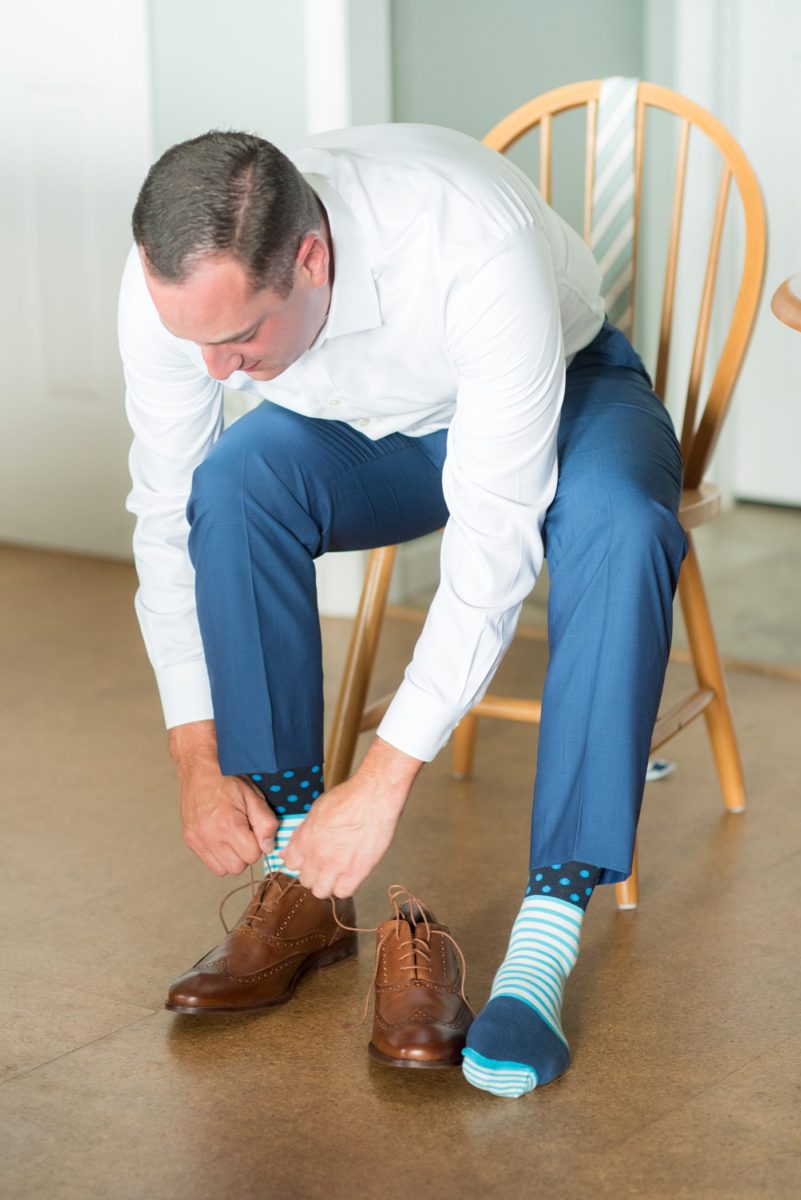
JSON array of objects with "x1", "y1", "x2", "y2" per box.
[
  {"x1": 164, "y1": 934, "x2": 358, "y2": 1015},
  {"x1": 367, "y1": 1041, "x2": 464, "y2": 1069}
]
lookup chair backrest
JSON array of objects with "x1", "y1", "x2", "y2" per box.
[{"x1": 483, "y1": 80, "x2": 766, "y2": 491}]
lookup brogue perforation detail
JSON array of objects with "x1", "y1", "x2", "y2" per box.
[
  {"x1": 230, "y1": 953, "x2": 310, "y2": 983},
  {"x1": 374, "y1": 1007, "x2": 471, "y2": 1032},
  {"x1": 273, "y1": 893, "x2": 308, "y2": 934}
]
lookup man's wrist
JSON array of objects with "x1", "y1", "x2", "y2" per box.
[
  {"x1": 167, "y1": 719, "x2": 221, "y2": 777},
  {"x1": 357, "y1": 735, "x2": 424, "y2": 800}
]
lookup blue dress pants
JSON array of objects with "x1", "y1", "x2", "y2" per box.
[{"x1": 186, "y1": 319, "x2": 689, "y2": 886}]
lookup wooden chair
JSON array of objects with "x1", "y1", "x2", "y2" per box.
[{"x1": 324, "y1": 80, "x2": 766, "y2": 909}]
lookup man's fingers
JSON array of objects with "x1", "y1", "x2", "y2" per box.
[
  {"x1": 217, "y1": 842, "x2": 250, "y2": 875},
  {"x1": 227, "y1": 797, "x2": 272, "y2": 863},
  {"x1": 197, "y1": 846, "x2": 228, "y2": 877},
  {"x1": 241, "y1": 785, "x2": 279, "y2": 853},
  {"x1": 332, "y1": 875, "x2": 357, "y2": 900},
  {"x1": 304, "y1": 873, "x2": 334, "y2": 901},
  {"x1": 281, "y1": 840, "x2": 300, "y2": 870}
]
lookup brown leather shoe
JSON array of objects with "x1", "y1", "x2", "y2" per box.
[
  {"x1": 364, "y1": 886, "x2": 474, "y2": 1068},
  {"x1": 165, "y1": 869, "x2": 357, "y2": 1014}
]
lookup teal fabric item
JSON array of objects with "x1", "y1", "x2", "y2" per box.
[
  {"x1": 526, "y1": 860, "x2": 601, "y2": 910},
  {"x1": 249, "y1": 763, "x2": 324, "y2": 878},
  {"x1": 462, "y1": 892, "x2": 586, "y2": 1098}
]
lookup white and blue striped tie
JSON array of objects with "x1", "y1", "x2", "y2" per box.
[{"x1": 590, "y1": 76, "x2": 639, "y2": 339}]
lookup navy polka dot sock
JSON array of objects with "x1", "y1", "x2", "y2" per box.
[
  {"x1": 525, "y1": 860, "x2": 601, "y2": 911},
  {"x1": 462, "y1": 860, "x2": 602, "y2": 1097},
  {"x1": 247, "y1": 762, "x2": 324, "y2": 877}
]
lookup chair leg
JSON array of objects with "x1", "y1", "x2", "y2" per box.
[
  {"x1": 677, "y1": 534, "x2": 747, "y2": 813},
  {"x1": 325, "y1": 545, "x2": 397, "y2": 789},
  {"x1": 614, "y1": 841, "x2": 639, "y2": 909},
  {"x1": 451, "y1": 710, "x2": 479, "y2": 779}
]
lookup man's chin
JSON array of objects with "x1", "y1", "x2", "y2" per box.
[{"x1": 245, "y1": 365, "x2": 286, "y2": 381}]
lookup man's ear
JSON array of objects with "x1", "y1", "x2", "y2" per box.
[{"x1": 296, "y1": 231, "x2": 330, "y2": 288}]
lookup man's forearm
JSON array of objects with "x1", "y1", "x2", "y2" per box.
[{"x1": 168, "y1": 719, "x2": 220, "y2": 775}]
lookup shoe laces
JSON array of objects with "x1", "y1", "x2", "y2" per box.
[
  {"x1": 328, "y1": 883, "x2": 477, "y2": 1030},
  {"x1": 217, "y1": 861, "x2": 303, "y2": 935},
  {"x1": 216, "y1": 871, "x2": 475, "y2": 1028}
]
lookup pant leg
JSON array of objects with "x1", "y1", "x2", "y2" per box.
[
  {"x1": 529, "y1": 320, "x2": 690, "y2": 885},
  {"x1": 185, "y1": 401, "x2": 449, "y2": 776}
]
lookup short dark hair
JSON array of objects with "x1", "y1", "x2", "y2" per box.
[{"x1": 131, "y1": 130, "x2": 324, "y2": 297}]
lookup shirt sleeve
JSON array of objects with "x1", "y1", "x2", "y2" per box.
[
  {"x1": 376, "y1": 222, "x2": 565, "y2": 762},
  {"x1": 117, "y1": 245, "x2": 224, "y2": 729}
]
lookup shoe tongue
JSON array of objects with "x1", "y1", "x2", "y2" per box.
[
  {"x1": 397, "y1": 898, "x2": 437, "y2": 928},
  {"x1": 246, "y1": 873, "x2": 293, "y2": 918},
  {"x1": 394, "y1": 906, "x2": 437, "y2": 980}
]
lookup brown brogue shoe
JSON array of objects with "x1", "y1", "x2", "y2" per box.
[
  {"x1": 166, "y1": 869, "x2": 357, "y2": 1014},
  {"x1": 366, "y1": 886, "x2": 474, "y2": 1068}
]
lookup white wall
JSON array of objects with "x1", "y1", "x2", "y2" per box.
[
  {"x1": 391, "y1": 0, "x2": 645, "y2": 236},
  {"x1": 148, "y1": 0, "x2": 308, "y2": 152}
]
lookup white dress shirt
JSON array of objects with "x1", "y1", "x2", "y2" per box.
[{"x1": 118, "y1": 123, "x2": 605, "y2": 763}]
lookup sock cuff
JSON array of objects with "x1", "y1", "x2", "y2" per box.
[
  {"x1": 519, "y1": 893, "x2": 585, "y2": 925},
  {"x1": 527, "y1": 860, "x2": 601, "y2": 911},
  {"x1": 249, "y1": 762, "x2": 324, "y2": 819}
]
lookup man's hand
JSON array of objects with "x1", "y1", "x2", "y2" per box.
[
  {"x1": 282, "y1": 736, "x2": 424, "y2": 898},
  {"x1": 168, "y1": 719, "x2": 277, "y2": 876},
  {"x1": 179, "y1": 767, "x2": 278, "y2": 877}
]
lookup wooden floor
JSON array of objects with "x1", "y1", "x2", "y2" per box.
[{"x1": 1, "y1": 538, "x2": 800, "y2": 1199}]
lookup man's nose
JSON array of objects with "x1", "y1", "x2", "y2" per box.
[{"x1": 201, "y1": 344, "x2": 242, "y2": 380}]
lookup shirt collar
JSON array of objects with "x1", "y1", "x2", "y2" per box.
[{"x1": 302, "y1": 173, "x2": 382, "y2": 351}]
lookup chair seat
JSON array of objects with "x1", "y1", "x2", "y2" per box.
[{"x1": 679, "y1": 481, "x2": 721, "y2": 530}]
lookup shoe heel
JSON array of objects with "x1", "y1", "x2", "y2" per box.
[{"x1": 312, "y1": 933, "x2": 358, "y2": 969}]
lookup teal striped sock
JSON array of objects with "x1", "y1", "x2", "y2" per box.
[
  {"x1": 248, "y1": 763, "x2": 324, "y2": 879},
  {"x1": 462, "y1": 892, "x2": 586, "y2": 1098},
  {"x1": 264, "y1": 812, "x2": 306, "y2": 877}
]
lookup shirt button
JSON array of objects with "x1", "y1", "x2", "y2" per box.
[
  {"x1": 357, "y1": 418, "x2": 370, "y2": 427},
  {"x1": 328, "y1": 398, "x2": 341, "y2": 407}
]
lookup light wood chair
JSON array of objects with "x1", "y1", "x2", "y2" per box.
[{"x1": 324, "y1": 80, "x2": 767, "y2": 909}]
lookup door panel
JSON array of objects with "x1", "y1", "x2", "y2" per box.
[{"x1": 0, "y1": 1, "x2": 152, "y2": 556}]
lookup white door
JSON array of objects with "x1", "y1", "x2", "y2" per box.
[
  {"x1": 650, "y1": 0, "x2": 801, "y2": 507},
  {"x1": 0, "y1": 0, "x2": 152, "y2": 557},
  {"x1": 728, "y1": 0, "x2": 801, "y2": 505}
]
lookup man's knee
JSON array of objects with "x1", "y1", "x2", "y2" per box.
[
  {"x1": 187, "y1": 431, "x2": 249, "y2": 526},
  {"x1": 186, "y1": 407, "x2": 327, "y2": 565},
  {"x1": 187, "y1": 406, "x2": 304, "y2": 525},
  {"x1": 549, "y1": 482, "x2": 687, "y2": 579},
  {"x1": 610, "y1": 489, "x2": 689, "y2": 581}
]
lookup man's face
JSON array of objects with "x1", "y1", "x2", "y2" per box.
[{"x1": 141, "y1": 229, "x2": 332, "y2": 382}]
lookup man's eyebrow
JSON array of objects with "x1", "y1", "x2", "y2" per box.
[
  {"x1": 205, "y1": 319, "x2": 262, "y2": 345},
  {"x1": 158, "y1": 315, "x2": 265, "y2": 344}
]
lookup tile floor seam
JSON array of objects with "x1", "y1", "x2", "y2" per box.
[
  {"x1": 750, "y1": 846, "x2": 801, "y2": 875},
  {"x1": 0, "y1": 1011, "x2": 159, "y2": 1091},
  {"x1": 2, "y1": 963, "x2": 162, "y2": 1014},
  {"x1": 597, "y1": 1029, "x2": 801, "y2": 1155},
  {"x1": 0, "y1": 876, "x2": 196, "y2": 942}
]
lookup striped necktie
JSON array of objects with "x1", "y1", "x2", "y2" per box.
[{"x1": 590, "y1": 76, "x2": 639, "y2": 339}]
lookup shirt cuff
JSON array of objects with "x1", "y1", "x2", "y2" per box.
[
  {"x1": 376, "y1": 676, "x2": 463, "y2": 762},
  {"x1": 156, "y1": 659, "x2": 215, "y2": 730}
]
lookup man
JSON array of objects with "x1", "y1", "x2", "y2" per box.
[{"x1": 118, "y1": 122, "x2": 688, "y2": 1098}]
